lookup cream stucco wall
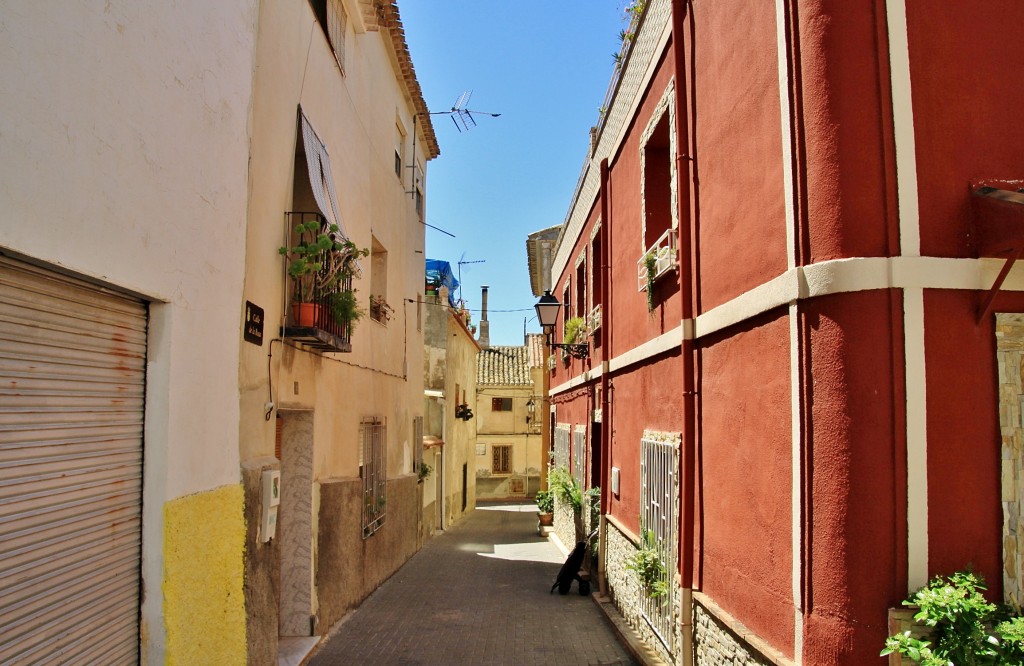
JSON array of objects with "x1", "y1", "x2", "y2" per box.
[
  {"x1": 240, "y1": 0, "x2": 428, "y2": 480},
  {"x1": 0, "y1": 2, "x2": 257, "y2": 661},
  {"x1": 238, "y1": 0, "x2": 435, "y2": 649}
]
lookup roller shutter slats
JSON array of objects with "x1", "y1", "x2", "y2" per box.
[{"x1": 0, "y1": 256, "x2": 145, "y2": 665}]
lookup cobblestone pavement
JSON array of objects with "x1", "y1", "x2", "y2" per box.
[{"x1": 307, "y1": 501, "x2": 636, "y2": 666}]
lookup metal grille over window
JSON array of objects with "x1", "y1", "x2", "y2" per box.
[
  {"x1": 640, "y1": 434, "x2": 679, "y2": 653},
  {"x1": 554, "y1": 424, "x2": 571, "y2": 470},
  {"x1": 413, "y1": 416, "x2": 423, "y2": 475},
  {"x1": 572, "y1": 426, "x2": 586, "y2": 488},
  {"x1": 492, "y1": 445, "x2": 511, "y2": 475},
  {"x1": 361, "y1": 418, "x2": 387, "y2": 538}
]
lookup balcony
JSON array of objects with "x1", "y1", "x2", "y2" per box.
[
  {"x1": 282, "y1": 284, "x2": 353, "y2": 352},
  {"x1": 280, "y1": 211, "x2": 362, "y2": 353},
  {"x1": 637, "y1": 228, "x2": 676, "y2": 291}
]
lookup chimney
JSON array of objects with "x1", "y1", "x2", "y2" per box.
[{"x1": 478, "y1": 285, "x2": 490, "y2": 348}]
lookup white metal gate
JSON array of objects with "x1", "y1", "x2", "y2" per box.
[
  {"x1": 640, "y1": 435, "x2": 678, "y2": 653},
  {"x1": 0, "y1": 256, "x2": 147, "y2": 664}
]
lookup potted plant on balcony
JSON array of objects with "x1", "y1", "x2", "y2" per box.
[
  {"x1": 561, "y1": 316, "x2": 587, "y2": 361},
  {"x1": 279, "y1": 217, "x2": 334, "y2": 326},
  {"x1": 279, "y1": 217, "x2": 368, "y2": 328}
]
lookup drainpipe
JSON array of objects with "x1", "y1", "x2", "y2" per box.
[
  {"x1": 598, "y1": 157, "x2": 612, "y2": 597},
  {"x1": 673, "y1": 1, "x2": 698, "y2": 663}
]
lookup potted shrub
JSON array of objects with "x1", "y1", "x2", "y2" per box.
[
  {"x1": 535, "y1": 489, "x2": 554, "y2": 526},
  {"x1": 279, "y1": 216, "x2": 368, "y2": 327}
]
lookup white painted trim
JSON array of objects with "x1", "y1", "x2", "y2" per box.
[
  {"x1": 553, "y1": 255, "x2": 1021, "y2": 392},
  {"x1": 775, "y1": 0, "x2": 797, "y2": 273},
  {"x1": 608, "y1": 324, "x2": 684, "y2": 374},
  {"x1": 886, "y1": 0, "x2": 921, "y2": 258},
  {"x1": 904, "y1": 287, "x2": 929, "y2": 590},
  {"x1": 551, "y1": 365, "x2": 603, "y2": 396},
  {"x1": 789, "y1": 303, "x2": 804, "y2": 664}
]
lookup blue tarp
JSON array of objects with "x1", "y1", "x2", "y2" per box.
[{"x1": 425, "y1": 259, "x2": 459, "y2": 307}]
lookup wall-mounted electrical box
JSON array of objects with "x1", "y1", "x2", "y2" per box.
[
  {"x1": 260, "y1": 469, "x2": 281, "y2": 543},
  {"x1": 611, "y1": 466, "x2": 620, "y2": 496}
]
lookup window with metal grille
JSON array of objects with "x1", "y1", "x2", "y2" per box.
[
  {"x1": 413, "y1": 416, "x2": 423, "y2": 475},
  {"x1": 554, "y1": 424, "x2": 571, "y2": 470},
  {"x1": 491, "y1": 397, "x2": 512, "y2": 412},
  {"x1": 639, "y1": 434, "x2": 679, "y2": 652},
  {"x1": 572, "y1": 426, "x2": 586, "y2": 488},
  {"x1": 360, "y1": 417, "x2": 387, "y2": 538},
  {"x1": 309, "y1": 0, "x2": 347, "y2": 73},
  {"x1": 492, "y1": 445, "x2": 512, "y2": 475}
]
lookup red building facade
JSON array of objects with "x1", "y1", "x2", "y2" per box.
[{"x1": 538, "y1": 1, "x2": 1024, "y2": 664}]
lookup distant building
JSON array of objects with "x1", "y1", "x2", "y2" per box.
[
  {"x1": 475, "y1": 336, "x2": 545, "y2": 500},
  {"x1": 423, "y1": 280, "x2": 480, "y2": 533}
]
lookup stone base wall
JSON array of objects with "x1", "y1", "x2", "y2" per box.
[
  {"x1": 315, "y1": 474, "x2": 420, "y2": 632},
  {"x1": 693, "y1": 599, "x2": 779, "y2": 666},
  {"x1": 554, "y1": 495, "x2": 578, "y2": 551},
  {"x1": 241, "y1": 459, "x2": 280, "y2": 666},
  {"x1": 605, "y1": 519, "x2": 679, "y2": 665}
]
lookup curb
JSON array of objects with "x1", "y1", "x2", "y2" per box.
[{"x1": 591, "y1": 593, "x2": 669, "y2": 666}]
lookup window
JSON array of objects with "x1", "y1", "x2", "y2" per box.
[
  {"x1": 589, "y1": 227, "x2": 603, "y2": 336},
  {"x1": 491, "y1": 397, "x2": 512, "y2": 412},
  {"x1": 415, "y1": 186, "x2": 424, "y2": 220},
  {"x1": 575, "y1": 252, "x2": 587, "y2": 321},
  {"x1": 642, "y1": 112, "x2": 672, "y2": 251},
  {"x1": 370, "y1": 237, "x2": 390, "y2": 324},
  {"x1": 413, "y1": 416, "x2": 424, "y2": 475},
  {"x1": 395, "y1": 119, "x2": 406, "y2": 180},
  {"x1": 492, "y1": 445, "x2": 512, "y2": 475},
  {"x1": 554, "y1": 424, "x2": 571, "y2": 470},
  {"x1": 310, "y1": 0, "x2": 347, "y2": 73},
  {"x1": 640, "y1": 433, "x2": 679, "y2": 650},
  {"x1": 360, "y1": 417, "x2": 387, "y2": 538},
  {"x1": 572, "y1": 426, "x2": 586, "y2": 488}
]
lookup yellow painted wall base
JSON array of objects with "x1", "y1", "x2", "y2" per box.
[{"x1": 163, "y1": 484, "x2": 247, "y2": 665}]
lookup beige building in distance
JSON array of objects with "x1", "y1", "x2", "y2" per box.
[
  {"x1": 474, "y1": 335, "x2": 546, "y2": 500},
  {"x1": 422, "y1": 283, "x2": 479, "y2": 534}
]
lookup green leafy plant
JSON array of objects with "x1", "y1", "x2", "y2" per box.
[
  {"x1": 418, "y1": 461, "x2": 432, "y2": 482},
  {"x1": 563, "y1": 316, "x2": 587, "y2": 346},
  {"x1": 881, "y1": 570, "x2": 1024, "y2": 665},
  {"x1": 535, "y1": 488, "x2": 555, "y2": 514},
  {"x1": 626, "y1": 528, "x2": 668, "y2": 600},
  {"x1": 279, "y1": 218, "x2": 368, "y2": 303},
  {"x1": 643, "y1": 250, "x2": 658, "y2": 312},
  {"x1": 326, "y1": 288, "x2": 363, "y2": 329},
  {"x1": 548, "y1": 466, "x2": 582, "y2": 511}
]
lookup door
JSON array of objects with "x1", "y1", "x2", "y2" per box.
[{"x1": 0, "y1": 256, "x2": 147, "y2": 664}]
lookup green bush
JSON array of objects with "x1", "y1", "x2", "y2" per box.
[
  {"x1": 535, "y1": 489, "x2": 554, "y2": 514},
  {"x1": 882, "y1": 570, "x2": 1024, "y2": 665}
]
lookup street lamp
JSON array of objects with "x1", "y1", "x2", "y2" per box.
[{"x1": 534, "y1": 291, "x2": 589, "y2": 359}]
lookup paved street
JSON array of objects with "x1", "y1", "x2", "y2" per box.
[{"x1": 307, "y1": 502, "x2": 636, "y2": 666}]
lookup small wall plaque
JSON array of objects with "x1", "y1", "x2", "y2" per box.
[{"x1": 244, "y1": 301, "x2": 264, "y2": 346}]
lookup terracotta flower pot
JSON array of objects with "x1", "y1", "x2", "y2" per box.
[
  {"x1": 292, "y1": 302, "x2": 321, "y2": 327},
  {"x1": 538, "y1": 512, "x2": 554, "y2": 527}
]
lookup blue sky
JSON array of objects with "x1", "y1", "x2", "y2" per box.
[{"x1": 400, "y1": 2, "x2": 628, "y2": 346}]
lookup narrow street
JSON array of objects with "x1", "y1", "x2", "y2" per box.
[{"x1": 306, "y1": 502, "x2": 637, "y2": 666}]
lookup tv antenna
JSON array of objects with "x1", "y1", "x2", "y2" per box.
[
  {"x1": 456, "y1": 257, "x2": 486, "y2": 304},
  {"x1": 431, "y1": 91, "x2": 501, "y2": 132}
]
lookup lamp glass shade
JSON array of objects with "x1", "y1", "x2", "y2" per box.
[{"x1": 534, "y1": 291, "x2": 561, "y2": 329}]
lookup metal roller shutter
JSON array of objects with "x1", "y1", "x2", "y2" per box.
[{"x1": 0, "y1": 256, "x2": 146, "y2": 665}]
